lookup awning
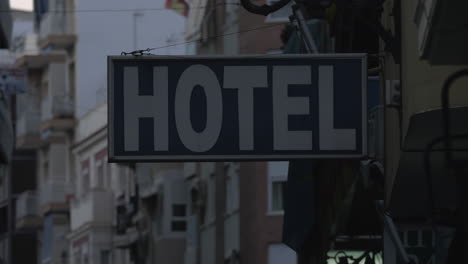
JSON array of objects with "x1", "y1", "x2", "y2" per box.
[
  {"x1": 403, "y1": 106, "x2": 468, "y2": 151},
  {"x1": 389, "y1": 106, "x2": 468, "y2": 221}
]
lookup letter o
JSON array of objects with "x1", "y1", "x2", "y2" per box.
[{"x1": 175, "y1": 65, "x2": 223, "y2": 152}]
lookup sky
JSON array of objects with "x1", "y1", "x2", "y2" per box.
[{"x1": 9, "y1": 0, "x2": 32, "y2": 10}]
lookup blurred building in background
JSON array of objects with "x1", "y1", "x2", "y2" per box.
[
  {"x1": 8, "y1": 0, "x2": 186, "y2": 264},
  {"x1": 0, "y1": 1, "x2": 13, "y2": 263},
  {"x1": 1, "y1": 6, "x2": 39, "y2": 264}
]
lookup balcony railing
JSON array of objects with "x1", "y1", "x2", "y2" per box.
[
  {"x1": 15, "y1": 191, "x2": 38, "y2": 220},
  {"x1": 52, "y1": 95, "x2": 74, "y2": 118},
  {"x1": 39, "y1": 182, "x2": 73, "y2": 212},
  {"x1": 39, "y1": 12, "x2": 74, "y2": 40},
  {"x1": 11, "y1": 34, "x2": 39, "y2": 57},
  {"x1": 70, "y1": 189, "x2": 114, "y2": 230},
  {"x1": 41, "y1": 95, "x2": 74, "y2": 122},
  {"x1": 16, "y1": 111, "x2": 40, "y2": 138}
]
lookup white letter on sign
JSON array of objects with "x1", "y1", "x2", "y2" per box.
[
  {"x1": 319, "y1": 66, "x2": 356, "y2": 150},
  {"x1": 175, "y1": 65, "x2": 223, "y2": 152},
  {"x1": 224, "y1": 66, "x2": 267, "y2": 150},
  {"x1": 123, "y1": 67, "x2": 168, "y2": 151},
  {"x1": 273, "y1": 66, "x2": 312, "y2": 150}
]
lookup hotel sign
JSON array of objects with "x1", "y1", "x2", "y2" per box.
[{"x1": 108, "y1": 55, "x2": 367, "y2": 161}]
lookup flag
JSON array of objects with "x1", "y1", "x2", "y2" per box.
[{"x1": 165, "y1": 0, "x2": 189, "y2": 17}]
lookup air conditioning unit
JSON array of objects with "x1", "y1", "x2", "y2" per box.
[
  {"x1": 385, "y1": 80, "x2": 400, "y2": 106},
  {"x1": 415, "y1": 0, "x2": 468, "y2": 64}
]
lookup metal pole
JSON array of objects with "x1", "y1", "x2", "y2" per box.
[
  {"x1": 291, "y1": 3, "x2": 318, "y2": 53},
  {"x1": 7, "y1": 163, "x2": 12, "y2": 264},
  {"x1": 288, "y1": 3, "x2": 318, "y2": 263},
  {"x1": 440, "y1": 69, "x2": 468, "y2": 263}
]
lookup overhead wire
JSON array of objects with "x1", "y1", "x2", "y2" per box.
[
  {"x1": 1, "y1": 2, "x2": 241, "y2": 13},
  {"x1": 128, "y1": 23, "x2": 287, "y2": 54}
]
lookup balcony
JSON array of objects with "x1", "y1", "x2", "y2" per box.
[
  {"x1": 12, "y1": 34, "x2": 39, "y2": 57},
  {"x1": 15, "y1": 191, "x2": 42, "y2": 230},
  {"x1": 15, "y1": 51, "x2": 66, "y2": 70},
  {"x1": 39, "y1": 11, "x2": 76, "y2": 50},
  {"x1": 13, "y1": 33, "x2": 67, "y2": 69},
  {"x1": 38, "y1": 182, "x2": 73, "y2": 215},
  {"x1": 16, "y1": 102, "x2": 41, "y2": 149},
  {"x1": 40, "y1": 94, "x2": 75, "y2": 135},
  {"x1": 70, "y1": 189, "x2": 114, "y2": 230}
]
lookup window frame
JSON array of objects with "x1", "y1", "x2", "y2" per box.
[
  {"x1": 171, "y1": 203, "x2": 187, "y2": 233},
  {"x1": 94, "y1": 148, "x2": 107, "y2": 189},
  {"x1": 267, "y1": 174, "x2": 287, "y2": 215},
  {"x1": 81, "y1": 159, "x2": 90, "y2": 198},
  {"x1": 225, "y1": 164, "x2": 239, "y2": 215},
  {"x1": 95, "y1": 159, "x2": 104, "y2": 189}
]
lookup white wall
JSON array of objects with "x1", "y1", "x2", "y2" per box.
[
  {"x1": 267, "y1": 161, "x2": 289, "y2": 177},
  {"x1": 267, "y1": 244, "x2": 297, "y2": 264},
  {"x1": 74, "y1": 0, "x2": 186, "y2": 117},
  {"x1": 201, "y1": 226, "x2": 216, "y2": 264},
  {"x1": 75, "y1": 102, "x2": 107, "y2": 143},
  {"x1": 50, "y1": 143, "x2": 67, "y2": 181}
]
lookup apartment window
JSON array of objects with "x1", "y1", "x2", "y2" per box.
[
  {"x1": 265, "y1": 0, "x2": 293, "y2": 23},
  {"x1": 206, "y1": 173, "x2": 216, "y2": 223},
  {"x1": 81, "y1": 160, "x2": 90, "y2": 197},
  {"x1": 171, "y1": 204, "x2": 187, "y2": 232},
  {"x1": 225, "y1": 164, "x2": 239, "y2": 214},
  {"x1": 271, "y1": 180, "x2": 286, "y2": 212},
  {"x1": 68, "y1": 62, "x2": 75, "y2": 99},
  {"x1": 106, "y1": 163, "x2": 111, "y2": 190},
  {"x1": 100, "y1": 250, "x2": 111, "y2": 264},
  {"x1": 94, "y1": 148, "x2": 107, "y2": 188},
  {"x1": 268, "y1": 175, "x2": 287, "y2": 214},
  {"x1": 95, "y1": 160, "x2": 104, "y2": 188},
  {"x1": 43, "y1": 160, "x2": 49, "y2": 182},
  {"x1": 268, "y1": 162, "x2": 288, "y2": 214}
]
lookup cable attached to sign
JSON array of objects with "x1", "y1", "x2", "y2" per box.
[{"x1": 121, "y1": 48, "x2": 156, "y2": 57}]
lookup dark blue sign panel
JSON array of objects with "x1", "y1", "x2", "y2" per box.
[{"x1": 108, "y1": 55, "x2": 367, "y2": 161}]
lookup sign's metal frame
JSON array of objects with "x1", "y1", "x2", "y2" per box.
[{"x1": 108, "y1": 54, "x2": 367, "y2": 162}]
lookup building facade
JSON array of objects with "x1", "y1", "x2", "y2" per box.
[
  {"x1": 10, "y1": 1, "x2": 186, "y2": 264},
  {"x1": 68, "y1": 102, "x2": 136, "y2": 264},
  {"x1": 1, "y1": 7, "x2": 39, "y2": 264},
  {"x1": 383, "y1": 0, "x2": 468, "y2": 263}
]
